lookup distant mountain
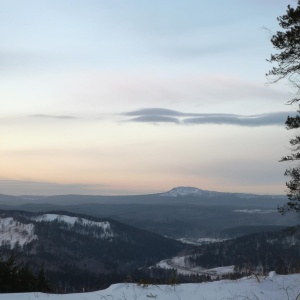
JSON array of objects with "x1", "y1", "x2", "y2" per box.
[
  {"x1": 0, "y1": 210, "x2": 184, "y2": 291},
  {"x1": 160, "y1": 186, "x2": 282, "y2": 199},
  {"x1": 0, "y1": 194, "x2": 28, "y2": 206},
  {"x1": 0, "y1": 186, "x2": 286, "y2": 207},
  {"x1": 160, "y1": 186, "x2": 210, "y2": 197},
  {"x1": 0, "y1": 187, "x2": 296, "y2": 241}
]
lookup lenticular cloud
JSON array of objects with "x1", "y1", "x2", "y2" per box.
[{"x1": 123, "y1": 108, "x2": 294, "y2": 126}]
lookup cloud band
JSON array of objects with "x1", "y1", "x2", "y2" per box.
[{"x1": 122, "y1": 108, "x2": 294, "y2": 126}]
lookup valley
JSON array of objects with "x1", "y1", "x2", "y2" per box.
[
  {"x1": 0, "y1": 187, "x2": 299, "y2": 293},
  {"x1": 0, "y1": 187, "x2": 297, "y2": 239}
]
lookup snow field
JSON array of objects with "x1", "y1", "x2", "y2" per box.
[{"x1": 156, "y1": 256, "x2": 234, "y2": 276}]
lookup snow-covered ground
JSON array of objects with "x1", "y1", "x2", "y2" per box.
[
  {"x1": 155, "y1": 256, "x2": 234, "y2": 276},
  {"x1": 0, "y1": 217, "x2": 37, "y2": 248},
  {"x1": 234, "y1": 209, "x2": 277, "y2": 214},
  {"x1": 1, "y1": 273, "x2": 300, "y2": 300},
  {"x1": 178, "y1": 237, "x2": 228, "y2": 245}
]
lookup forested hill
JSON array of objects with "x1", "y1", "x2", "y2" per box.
[
  {"x1": 0, "y1": 210, "x2": 184, "y2": 291},
  {"x1": 186, "y1": 227, "x2": 300, "y2": 275}
]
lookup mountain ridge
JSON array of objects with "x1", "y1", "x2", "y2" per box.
[
  {"x1": 160, "y1": 186, "x2": 284, "y2": 198},
  {"x1": 1, "y1": 185, "x2": 286, "y2": 198},
  {"x1": 0, "y1": 209, "x2": 184, "y2": 291},
  {"x1": 0, "y1": 186, "x2": 286, "y2": 207}
]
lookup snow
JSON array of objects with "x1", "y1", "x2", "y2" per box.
[
  {"x1": 156, "y1": 256, "x2": 196, "y2": 275},
  {"x1": 1, "y1": 273, "x2": 300, "y2": 300},
  {"x1": 161, "y1": 186, "x2": 281, "y2": 199},
  {"x1": 178, "y1": 237, "x2": 228, "y2": 245},
  {"x1": 33, "y1": 214, "x2": 114, "y2": 238},
  {"x1": 161, "y1": 186, "x2": 257, "y2": 199},
  {"x1": 155, "y1": 256, "x2": 234, "y2": 276},
  {"x1": 0, "y1": 217, "x2": 37, "y2": 248},
  {"x1": 160, "y1": 186, "x2": 206, "y2": 197},
  {"x1": 208, "y1": 266, "x2": 235, "y2": 275},
  {"x1": 269, "y1": 271, "x2": 276, "y2": 278},
  {"x1": 234, "y1": 209, "x2": 277, "y2": 214},
  {"x1": 34, "y1": 214, "x2": 110, "y2": 229}
]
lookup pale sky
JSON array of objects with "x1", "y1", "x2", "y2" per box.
[{"x1": 0, "y1": 0, "x2": 298, "y2": 196}]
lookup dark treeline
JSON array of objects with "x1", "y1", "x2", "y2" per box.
[
  {"x1": 0, "y1": 254, "x2": 50, "y2": 293},
  {"x1": 45, "y1": 267, "x2": 215, "y2": 293},
  {"x1": 0, "y1": 253, "x2": 261, "y2": 294},
  {"x1": 41, "y1": 266, "x2": 254, "y2": 293}
]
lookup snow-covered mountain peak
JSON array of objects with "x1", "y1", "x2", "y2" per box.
[
  {"x1": 160, "y1": 186, "x2": 268, "y2": 199},
  {"x1": 160, "y1": 186, "x2": 206, "y2": 197}
]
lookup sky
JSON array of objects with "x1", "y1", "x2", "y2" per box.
[{"x1": 0, "y1": 0, "x2": 298, "y2": 196}]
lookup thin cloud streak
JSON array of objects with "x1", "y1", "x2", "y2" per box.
[
  {"x1": 124, "y1": 108, "x2": 196, "y2": 117},
  {"x1": 125, "y1": 108, "x2": 183, "y2": 116},
  {"x1": 0, "y1": 180, "x2": 156, "y2": 196},
  {"x1": 30, "y1": 114, "x2": 79, "y2": 120},
  {"x1": 130, "y1": 115, "x2": 180, "y2": 123},
  {"x1": 123, "y1": 109, "x2": 295, "y2": 127},
  {"x1": 0, "y1": 180, "x2": 110, "y2": 196}
]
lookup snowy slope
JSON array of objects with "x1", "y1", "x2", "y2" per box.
[
  {"x1": 0, "y1": 217, "x2": 37, "y2": 248},
  {"x1": 33, "y1": 214, "x2": 114, "y2": 238},
  {"x1": 155, "y1": 255, "x2": 234, "y2": 276},
  {"x1": 0, "y1": 213, "x2": 114, "y2": 250},
  {"x1": 34, "y1": 213, "x2": 111, "y2": 229},
  {"x1": 1, "y1": 273, "x2": 300, "y2": 300},
  {"x1": 160, "y1": 186, "x2": 208, "y2": 197}
]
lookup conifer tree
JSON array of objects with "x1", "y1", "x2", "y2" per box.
[
  {"x1": 268, "y1": 1, "x2": 300, "y2": 213},
  {"x1": 36, "y1": 266, "x2": 51, "y2": 293}
]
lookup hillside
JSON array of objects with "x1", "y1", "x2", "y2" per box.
[
  {"x1": 0, "y1": 210, "x2": 184, "y2": 291},
  {"x1": 0, "y1": 187, "x2": 297, "y2": 239},
  {"x1": 166, "y1": 227, "x2": 300, "y2": 275}
]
